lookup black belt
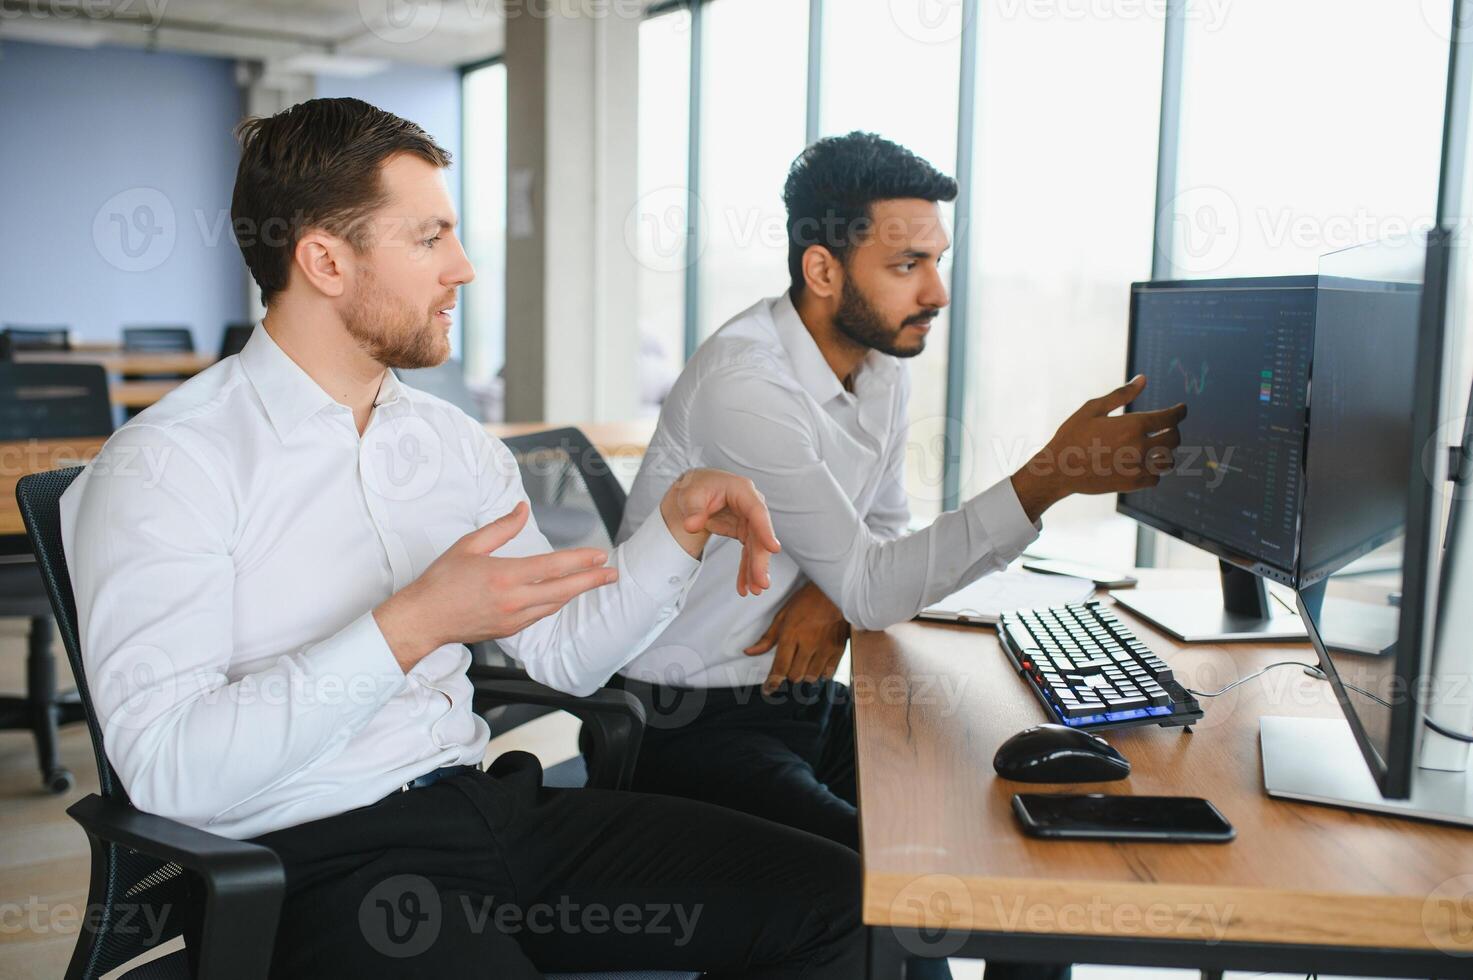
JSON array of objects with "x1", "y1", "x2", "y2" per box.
[{"x1": 397, "y1": 763, "x2": 480, "y2": 794}]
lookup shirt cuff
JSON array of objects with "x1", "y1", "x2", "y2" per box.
[
  {"x1": 615, "y1": 511, "x2": 702, "y2": 603},
  {"x1": 971, "y1": 476, "x2": 1042, "y2": 561},
  {"x1": 301, "y1": 611, "x2": 409, "y2": 719}
]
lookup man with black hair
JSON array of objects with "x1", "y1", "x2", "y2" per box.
[{"x1": 613, "y1": 132, "x2": 1186, "y2": 980}]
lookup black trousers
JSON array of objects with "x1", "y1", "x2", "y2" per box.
[
  {"x1": 611, "y1": 677, "x2": 1071, "y2": 980},
  {"x1": 249, "y1": 751, "x2": 865, "y2": 978}
]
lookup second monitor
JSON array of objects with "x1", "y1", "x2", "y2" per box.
[{"x1": 1115, "y1": 275, "x2": 1317, "y2": 642}]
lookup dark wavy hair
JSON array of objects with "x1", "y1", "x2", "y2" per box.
[
  {"x1": 231, "y1": 98, "x2": 451, "y2": 305},
  {"x1": 782, "y1": 131, "x2": 958, "y2": 294}
]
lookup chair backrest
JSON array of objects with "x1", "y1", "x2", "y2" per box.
[
  {"x1": 123, "y1": 327, "x2": 194, "y2": 353},
  {"x1": 218, "y1": 323, "x2": 253, "y2": 358},
  {"x1": 3, "y1": 325, "x2": 72, "y2": 351},
  {"x1": 499, "y1": 427, "x2": 627, "y2": 551},
  {"x1": 17, "y1": 468, "x2": 198, "y2": 979},
  {"x1": 395, "y1": 358, "x2": 483, "y2": 421},
  {"x1": 0, "y1": 363, "x2": 113, "y2": 440}
]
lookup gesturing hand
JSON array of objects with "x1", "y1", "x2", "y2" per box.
[
  {"x1": 374, "y1": 501, "x2": 617, "y2": 671},
  {"x1": 659, "y1": 468, "x2": 783, "y2": 597}
]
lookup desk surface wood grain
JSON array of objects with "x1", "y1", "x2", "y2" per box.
[{"x1": 853, "y1": 578, "x2": 1473, "y2": 953}]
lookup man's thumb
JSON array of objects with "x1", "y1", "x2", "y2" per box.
[{"x1": 463, "y1": 501, "x2": 529, "y2": 554}]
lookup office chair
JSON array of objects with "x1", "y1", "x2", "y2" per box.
[
  {"x1": 395, "y1": 357, "x2": 484, "y2": 420},
  {"x1": 3, "y1": 325, "x2": 72, "y2": 351},
  {"x1": 17, "y1": 466, "x2": 695, "y2": 980},
  {"x1": 0, "y1": 363, "x2": 111, "y2": 792},
  {"x1": 122, "y1": 326, "x2": 195, "y2": 354},
  {"x1": 217, "y1": 324, "x2": 253, "y2": 359}
]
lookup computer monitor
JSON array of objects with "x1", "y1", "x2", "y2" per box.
[
  {"x1": 1261, "y1": 228, "x2": 1473, "y2": 825},
  {"x1": 1114, "y1": 275, "x2": 1317, "y2": 642}
]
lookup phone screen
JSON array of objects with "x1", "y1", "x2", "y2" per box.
[{"x1": 1013, "y1": 793, "x2": 1235, "y2": 842}]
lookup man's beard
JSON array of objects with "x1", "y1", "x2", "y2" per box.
[
  {"x1": 343, "y1": 268, "x2": 450, "y2": 370},
  {"x1": 833, "y1": 278, "x2": 933, "y2": 358}
]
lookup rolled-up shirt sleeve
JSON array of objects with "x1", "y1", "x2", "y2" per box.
[
  {"x1": 62, "y1": 426, "x2": 408, "y2": 825},
  {"x1": 687, "y1": 369, "x2": 1040, "y2": 631},
  {"x1": 468, "y1": 429, "x2": 700, "y2": 696}
]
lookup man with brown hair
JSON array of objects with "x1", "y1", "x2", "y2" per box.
[{"x1": 61, "y1": 98, "x2": 864, "y2": 977}]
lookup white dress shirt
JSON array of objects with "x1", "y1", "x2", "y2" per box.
[
  {"x1": 61, "y1": 327, "x2": 698, "y2": 839},
  {"x1": 617, "y1": 291, "x2": 1040, "y2": 689}
]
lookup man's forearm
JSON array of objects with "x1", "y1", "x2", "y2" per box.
[{"x1": 1011, "y1": 465, "x2": 1067, "y2": 524}]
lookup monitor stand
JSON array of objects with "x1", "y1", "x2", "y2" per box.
[
  {"x1": 1260, "y1": 715, "x2": 1473, "y2": 827},
  {"x1": 1112, "y1": 560, "x2": 1308, "y2": 643}
]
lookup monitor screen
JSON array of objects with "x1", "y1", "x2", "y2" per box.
[
  {"x1": 1296, "y1": 234, "x2": 1445, "y2": 797},
  {"x1": 1119, "y1": 277, "x2": 1317, "y2": 581}
]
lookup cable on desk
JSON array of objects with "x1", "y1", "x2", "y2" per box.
[
  {"x1": 1185, "y1": 661, "x2": 1318, "y2": 698},
  {"x1": 1191, "y1": 660, "x2": 1473, "y2": 744}
]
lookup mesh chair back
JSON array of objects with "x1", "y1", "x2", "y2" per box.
[
  {"x1": 500, "y1": 428, "x2": 626, "y2": 551},
  {"x1": 122, "y1": 327, "x2": 194, "y2": 353},
  {"x1": 17, "y1": 469, "x2": 196, "y2": 978},
  {"x1": 217, "y1": 324, "x2": 253, "y2": 358},
  {"x1": 3, "y1": 325, "x2": 72, "y2": 351},
  {"x1": 0, "y1": 363, "x2": 113, "y2": 440}
]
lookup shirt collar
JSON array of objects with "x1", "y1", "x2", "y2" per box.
[
  {"x1": 240, "y1": 326, "x2": 400, "y2": 440},
  {"x1": 771, "y1": 291, "x2": 845, "y2": 406},
  {"x1": 770, "y1": 291, "x2": 898, "y2": 406}
]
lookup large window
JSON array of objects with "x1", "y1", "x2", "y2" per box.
[
  {"x1": 461, "y1": 60, "x2": 507, "y2": 403},
  {"x1": 819, "y1": 2, "x2": 962, "y2": 522},
  {"x1": 633, "y1": 8, "x2": 693, "y2": 413},
  {"x1": 959, "y1": 3, "x2": 1164, "y2": 566},
  {"x1": 696, "y1": 0, "x2": 810, "y2": 339}
]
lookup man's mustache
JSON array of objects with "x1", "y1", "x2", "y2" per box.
[{"x1": 903, "y1": 311, "x2": 939, "y2": 327}]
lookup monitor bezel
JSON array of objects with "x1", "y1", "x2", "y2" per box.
[
  {"x1": 1115, "y1": 274, "x2": 1320, "y2": 587},
  {"x1": 1293, "y1": 229, "x2": 1453, "y2": 800}
]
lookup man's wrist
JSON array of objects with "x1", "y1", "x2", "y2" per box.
[
  {"x1": 373, "y1": 591, "x2": 435, "y2": 673},
  {"x1": 1010, "y1": 463, "x2": 1066, "y2": 524},
  {"x1": 659, "y1": 486, "x2": 711, "y2": 560}
]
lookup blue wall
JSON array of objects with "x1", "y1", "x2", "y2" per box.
[{"x1": 0, "y1": 41, "x2": 246, "y2": 352}]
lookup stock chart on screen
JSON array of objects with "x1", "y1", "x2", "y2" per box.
[{"x1": 1121, "y1": 278, "x2": 1316, "y2": 576}]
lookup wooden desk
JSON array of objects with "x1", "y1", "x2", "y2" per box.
[
  {"x1": 854, "y1": 572, "x2": 1473, "y2": 977},
  {"x1": 13, "y1": 350, "x2": 216, "y2": 377},
  {"x1": 485, "y1": 420, "x2": 656, "y2": 459},
  {"x1": 0, "y1": 438, "x2": 105, "y2": 541}
]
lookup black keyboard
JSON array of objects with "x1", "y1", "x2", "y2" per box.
[{"x1": 997, "y1": 601, "x2": 1202, "y2": 731}]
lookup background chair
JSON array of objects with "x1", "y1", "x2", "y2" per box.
[
  {"x1": 3, "y1": 325, "x2": 72, "y2": 352},
  {"x1": 0, "y1": 363, "x2": 111, "y2": 792},
  {"x1": 121, "y1": 326, "x2": 194, "y2": 353},
  {"x1": 18, "y1": 466, "x2": 695, "y2": 980},
  {"x1": 217, "y1": 323, "x2": 253, "y2": 359}
]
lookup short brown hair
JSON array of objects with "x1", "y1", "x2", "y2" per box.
[{"x1": 231, "y1": 97, "x2": 451, "y2": 304}]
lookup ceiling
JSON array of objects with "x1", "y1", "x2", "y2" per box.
[{"x1": 0, "y1": 0, "x2": 507, "y2": 74}]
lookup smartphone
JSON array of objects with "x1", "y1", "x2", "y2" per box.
[
  {"x1": 1021, "y1": 557, "x2": 1138, "y2": 590},
  {"x1": 1012, "y1": 793, "x2": 1235, "y2": 843}
]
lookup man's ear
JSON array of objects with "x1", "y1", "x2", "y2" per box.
[
  {"x1": 801, "y1": 244, "x2": 843, "y2": 301},
  {"x1": 292, "y1": 230, "x2": 349, "y2": 299}
]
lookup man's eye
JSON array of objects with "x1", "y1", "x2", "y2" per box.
[
  {"x1": 899, "y1": 262, "x2": 916, "y2": 272},
  {"x1": 423, "y1": 235, "x2": 441, "y2": 248}
]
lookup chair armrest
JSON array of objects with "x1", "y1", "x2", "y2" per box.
[
  {"x1": 67, "y1": 794, "x2": 283, "y2": 980},
  {"x1": 467, "y1": 665, "x2": 647, "y2": 790}
]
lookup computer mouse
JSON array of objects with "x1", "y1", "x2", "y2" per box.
[{"x1": 993, "y1": 724, "x2": 1131, "y2": 783}]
